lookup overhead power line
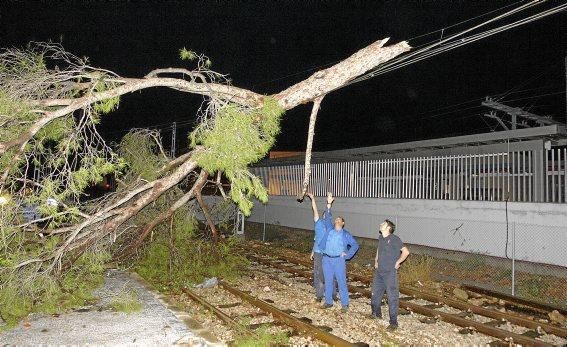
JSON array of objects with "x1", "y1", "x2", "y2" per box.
[{"x1": 343, "y1": 1, "x2": 567, "y2": 89}]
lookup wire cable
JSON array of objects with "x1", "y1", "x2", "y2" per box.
[{"x1": 344, "y1": 1, "x2": 566, "y2": 88}]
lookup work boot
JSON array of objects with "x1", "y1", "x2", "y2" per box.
[
  {"x1": 314, "y1": 297, "x2": 323, "y2": 303},
  {"x1": 321, "y1": 303, "x2": 333, "y2": 309},
  {"x1": 368, "y1": 313, "x2": 382, "y2": 320},
  {"x1": 386, "y1": 324, "x2": 398, "y2": 331},
  {"x1": 341, "y1": 306, "x2": 349, "y2": 313}
]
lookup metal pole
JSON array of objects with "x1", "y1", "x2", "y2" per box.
[
  {"x1": 511, "y1": 221, "x2": 516, "y2": 296},
  {"x1": 262, "y1": 203, "x2": 266, "y2": 242}
]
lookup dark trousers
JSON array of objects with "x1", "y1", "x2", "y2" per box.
[{"x1": 371, "y1": 270, "x2": 399, "y2": 325}]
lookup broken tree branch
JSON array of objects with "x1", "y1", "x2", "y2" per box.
[
  {"x1": 298, "y1": 97, "x2": 323, "y2": 201},
  {"x1": 195, "y1": 171, "x2": 220, "y2": 242}
]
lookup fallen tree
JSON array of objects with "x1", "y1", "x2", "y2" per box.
[{"x1": 0, "y1": 39, "x2": 410, "y2": 324}]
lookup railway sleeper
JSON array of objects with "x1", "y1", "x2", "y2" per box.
[{"x1": 249, "y1": 252, "x2": 557, "y2": 346}]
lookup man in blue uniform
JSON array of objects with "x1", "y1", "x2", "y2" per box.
[
  {"x1": 318, "y1": 194, "x2": 359, "y2": 312},
  {"x1": 306, "y1": 192, "x2": 336, "y2": 302},
  {"x1": 370, "y1": 219, "x2": 410, "y2": 330}
]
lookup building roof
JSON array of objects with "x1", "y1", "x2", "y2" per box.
[{"x1": 257, "y1": 125, "x2": 567, "y2": 166}]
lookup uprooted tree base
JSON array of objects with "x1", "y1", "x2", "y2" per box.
[{"x1": 0, "y1": 39, "x2": 411, "y2": 326}]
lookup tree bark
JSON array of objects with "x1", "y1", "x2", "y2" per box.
[
  {"x1": 298, "y1": 97, "x2": 323, "y2": 201},
  {"x1": 0, "y1": 78, "x2": 263, "y2": 156},
  {"x1": 274, "y1": 39, "x2": 410, "y2": 109},
  {"x1": 195, "y1": 172, "x2": 220, "y2": 242}
]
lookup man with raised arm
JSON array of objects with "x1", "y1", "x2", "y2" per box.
[
  {"x1": 318, "y1": 193, "x2": 359, "y2": 313},
  {"x1": 370, "y1": 219, "x2": 410, "y2": 331},
  {"x1": 306, "y1": 192, "x2": 335, "y2": 303}
]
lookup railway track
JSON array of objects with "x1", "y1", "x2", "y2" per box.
[
  {"x1": 246, "y1": 243, "x2": 567, "y2": 346},
  {"x1": 182, "y1": 280, "x2": 357, "y2": 346},
  {"x1": 462, "y1": 284, "x2": 567, "y2": 317}
]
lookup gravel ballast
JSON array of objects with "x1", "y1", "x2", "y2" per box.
[{"x1": 0, "y1": 270, "x2": 206, "y2": 346}]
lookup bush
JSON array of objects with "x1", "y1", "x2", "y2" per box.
[
  {"x1": 134, "y1": 215, "x2": 248, "y2": 291},
  {"x1": 0, "y1": 251, "x2": 109, "y2": 329},
  {"x1": 399, "y1": 254, "x2": 434, "y2": 284},
  {"x1": 233, "y1": 325, "x2": 289, "y2": 347}
]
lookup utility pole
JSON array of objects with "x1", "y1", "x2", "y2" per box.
[
  {"x1": 171, "y1": 121, "x2": 176, "y2": 158},
  {"x1": 482, "y1": 97, "x2": 563, "y2": 128}
]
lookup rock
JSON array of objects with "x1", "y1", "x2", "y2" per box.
[
  {"x1": 263, "y1": 286, "x2": 271, "y2": 292},
  {"x1": 453, "y1": 288, "x2": 469, "y2": 301},
  {"x1": 468, "y1": 298, "x2": 486, "y2": 306},
  {"x1": 548, "y1": 310, "x2": 566, "y2": 324},
  {"x1": 487, "y1": 297, "x2": 499, "y2": 304},
  {"x1": 194, "y1": 277, "x2": 218, "y2": 289}
]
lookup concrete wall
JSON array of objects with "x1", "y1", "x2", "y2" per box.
[{"x1": 247, "y1": 196, "x2": 567, "y2": 267}]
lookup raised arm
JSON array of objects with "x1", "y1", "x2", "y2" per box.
[
  {"x1": 324, "y1": 192, "x2": 334, "y2": 231},
  {"x1": 306, "y1": 192, "x2": 319, "y2": 222}
]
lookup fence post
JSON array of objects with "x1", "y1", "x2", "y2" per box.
[
  {"x1": 511, "y1": 221, "x2": 516, "y2": 296},
  {"x1": 262, "y1": 203, "x2": 267, "y2": 242}
]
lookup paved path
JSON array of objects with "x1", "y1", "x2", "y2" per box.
[{"x1": 0, "y1": 270, "x2": 213, "y2": 346}]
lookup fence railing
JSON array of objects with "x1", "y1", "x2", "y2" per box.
[
  {"x1": 253, "y1": 148, "x2": 567, "y2": 203},
  {"x1": 545, "y1": 147, "x2": 567, "y2": 203}
]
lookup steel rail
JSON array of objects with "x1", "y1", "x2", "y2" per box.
[
  {"x1": 248, "y1": 253, "x2": 555, "y2": 346},
  {"x1": 253, "y1": 247, "x2": 567, "y2": 339},
  {"x1": 181, "y1": 287, "x2": 243, "y2": 329},
  {"x1": 218, "y1": 280, "x2": 356, "y2": 347},
  {"x1": 462, "y1": 284, "x2": 567, "y2": 316}
]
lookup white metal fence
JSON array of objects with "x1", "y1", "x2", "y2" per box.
[
  {"x1": 545, "y1": 147, "x2": 567, "y2": 203},
  {"x1": 253, "y1": 148, "x2": 567, "y2": 203}
]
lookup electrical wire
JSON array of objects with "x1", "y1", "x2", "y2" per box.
[
  {"x1": 350, "y1": 0, "x2": 542, "y2": 83},
  {"x1": 248, "y1": 1, "x2": 536, "y2": 91},
  {"x1": 344, "y1": 1, "x2": 567, "y2": 88}
]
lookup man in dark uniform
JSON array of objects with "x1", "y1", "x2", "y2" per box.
[{"x1": 370, "y1": 219, "x2": 410, "y2": 330}]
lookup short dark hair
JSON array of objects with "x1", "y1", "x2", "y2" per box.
[{"x1": 384, "y1": 219, "x2": 395, "y2": 233}]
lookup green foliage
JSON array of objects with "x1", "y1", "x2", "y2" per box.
[
  {"x1": 0, "y1": 92, "x2": 36, "y2": 144},
  {"x1": 0, "y1": 251, "x2": 110, "y2": 329},
  {"x1": 518, "y1": 276, "x2": 549, "y2": 300},
  {"x1": 92, "y1": 79, "x2": 120, "y2": 115},
  {"x1": 35, "y1": 117, "x2": 74, "y2": 145},
  {"x1": 179, "y1": 47, "x2": 197, "y2": 61},
  {"x1": 110, "y1": 287, "x2": 142, "y2": 313},
  {"x1": 0, "y1": 92, "x2": 37, "y2": 177},
  {"x1": 233, "y1": 326, "x2": 289, "y2": 347},
  {"x1": 93, "y1": 96, "x2": 119, "y2": 115},
  {"x1": 190, "y1": 97, "x2": 284, "y2": 215},
  {"x1": 118, "y1": 131, "x2": 168, "y2": 181},
  {"x1": 134, "y1": 214, "x2": 248, "y2": 291}
]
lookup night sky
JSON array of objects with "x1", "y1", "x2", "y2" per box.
[{"x1": 1, "y1": 1, "x2": 565, "y2": 153}]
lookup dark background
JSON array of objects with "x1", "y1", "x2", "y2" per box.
[{"x1": 1, "y1": 1, "x2": 565, "y2": 153}]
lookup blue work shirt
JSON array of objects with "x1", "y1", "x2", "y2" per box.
[
  {"x1": 313, "y1": 219, "x2": 326, "y2": 254},
  {"x1": 313, "y1": 208, "x2": 331, "y2": 254},
  {"x1": 324, "y1": 229, "x2": 345, "y2": 257},
  {"x1": 317, "y1": 208, "x2": 360, "y2": 260}
]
